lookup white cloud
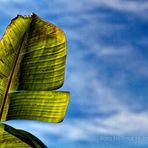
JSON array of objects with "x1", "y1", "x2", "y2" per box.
[
  {"x1": 92, "y1": 45, "x2": 133, "y2": 57},
  {"x1": 5, "y1": 110, "x2": 148, "y2": 145},
  {"x1": 92, "y1": 0, "x2": 148, "y2": 17},
  {"x1": 0, "y1": 0, "x2": 148, "y2": 18},
  {"x1": 65, "y1": 56, "x2": 131, "y2": 114}
]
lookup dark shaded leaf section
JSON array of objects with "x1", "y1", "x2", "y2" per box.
[{"x1": 0, "y1": 123, "x2": 47, "y2": 147}]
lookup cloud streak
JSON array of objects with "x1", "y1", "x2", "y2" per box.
[
  {"x1": 6, "y1": 110, "x2": 148, "y2": 146},
  {"x1": 92, "y1": 0, "x2": 148, "y2": 17}
]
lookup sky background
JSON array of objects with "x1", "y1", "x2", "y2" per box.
[{"x1": 0, "y1": 0, "x2": 148, "y2": 147}]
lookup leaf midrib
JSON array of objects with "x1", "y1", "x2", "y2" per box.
[{"x1": 0, "y1": 32, "x2": 26, "y2": 120}]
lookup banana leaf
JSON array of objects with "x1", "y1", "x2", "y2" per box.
[
  {"x1": 7, "y1": 91, "x2": 70, "y2": 123},
  {"x1": 0, "y1": 13, "x2": 70, "y2": 122},
  {"x1": 0, "y1": 123, "x2": 47, "y2": 147}
]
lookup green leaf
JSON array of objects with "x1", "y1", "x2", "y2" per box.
[
  {"x1": 0, "y1": 123, "x2": 47, "y2": 147},
  {"x1": 7, "y1": 91, "x2": 70, "y2": 123},
  {"x1": 0, "y1": 13, "x2": 70, "y2": 122}
]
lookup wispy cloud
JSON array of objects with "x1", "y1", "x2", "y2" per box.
[
  {"x1": 6, "y1": 110, "x2": 148, "y2": 146},
  {"x1": 1, "y1": 0, "x2": 148, "y2": 17},
  {"x1": 91, "y1": 0, "x2": 148, "y2": 17}
]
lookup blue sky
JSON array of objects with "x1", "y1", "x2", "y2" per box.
[{"x1": 0, "y1": 0, "x2": 148, "y2": 147}]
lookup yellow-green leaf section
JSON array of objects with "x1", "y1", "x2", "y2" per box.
[
  {"x1": 0, "y1": 123, "x2": 47, "y2": 147},
  {"x1": 7, "y1": 91, "x2": 69, "y2": 123},
  {"x1": 0, "y1": 13, "x2": 69, "y2": 122}
]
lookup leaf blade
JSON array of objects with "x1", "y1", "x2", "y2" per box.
[
  {"x1": 0, "y1": 13, "x2": 69, "y2": 123},
  {"x1": 18, "y1": 14, "x2": 67, "y2": 91},
  {"x1": 0, "y1": 123, "x2": 47, "y2": 147},
  {"x1": 0, "y1": 16, "x2": 32, "y2": 121},
  {"x1": 7, "y1": 91, "x2": 70, "y2": 123}
]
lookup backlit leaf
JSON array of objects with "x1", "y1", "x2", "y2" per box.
[
  {"x1": 7, "y1": 91, "x2": 69, "y2": 123},
  {"x1": 0, "y1": 123, "x2": 47, "y2": 147},
  {"x1": 0, "y1": 13, "x2": 70, "y2": 122}
]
